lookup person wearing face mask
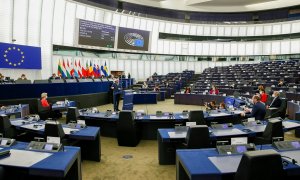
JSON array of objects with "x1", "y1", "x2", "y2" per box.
[
  {"x1": 259, "y1": 89, "x2": 268, "y2": 103},
  {"x1": 266, "y1": 91, "x2": 282, "y2": 108},
  {"x1": 241, "y1": 95, "x2": 266, "y2": 120}
]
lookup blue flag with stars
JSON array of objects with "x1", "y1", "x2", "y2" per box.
[{"x1": 0, "y1": 42, "x2": 41, "y2": 69}]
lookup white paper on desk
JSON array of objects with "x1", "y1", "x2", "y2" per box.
[
  {"x1": 246, "y1": 125, "x2": 266, "y2": 133},
  {"x1": 179, "y1": 115, "x2": 188, "y2": 119},
  {"x1": 63, "y1": 127, "x2": 79, "y2": 135},
  {"x1": 0, "y1": 149, "x2": 52, "y2": 167},
  {"x1": 232, "y1": 110, "x2": 244, "y2": 114},
  {"x1": 212, "y1": 128, "x2": 245, "y2": 136},
  {"x1": 281, "y1": 151, "x2": 300, "y2": 165},
  {"x1": 209, "y1": 155, "x2": 242, "y2": 173},
  {"x1": 21, "y1": 123, "x2": 45, "y2": 131},
  {"x1": 168, "y1": 132, "x2": 187, "y2": 138},
  {"x1": 209, "y1": 112, "x2": 230, "y2": 117},
  {"x1": 248, "y1": 118, "x2": 255, "y2": 122},
  {"x1": 149, "y1": 116, "x2": 168, "y2": 119},
  {"x1": 283, "y1": 121, "x2": 300, "y2": 129},
  {"x1": 186, "y1": 122, "x2": 196, "y2": 127},
  {"x1": 10, "y1": 120, "x2": 26, "y2": 126}
]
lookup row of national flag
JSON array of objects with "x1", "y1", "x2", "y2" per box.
[{"x1": 57, "y1": 59, "x2": 109, "y2": 78}]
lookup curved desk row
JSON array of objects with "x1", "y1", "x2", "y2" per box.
[
  {"x1": 79, "y1": 110, "x2": 253, "y2": 140},
  {"x1": 158, "y1": 120, "x2": 300, "y2": 165},
  {"x1": 0, "y1": 81, "x2": 111, "y2": 99},
  {"x1": 0, "y1": 104, "x2": 29, "y2": 118},
  {"x1": 0, "y1": 141, "x2": 81, "y2": 180},
  {"x1": 0, "y1": 82, "x2": 111, "y2": 113},
  {"x1": 177, "y1": 145, "x2": 300, "y2": 180},
  {"x1": 10, "y1": 118, "x2": 101, "y2": 162}
]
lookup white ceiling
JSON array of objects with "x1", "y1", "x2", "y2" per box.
[{"x1": 119, "y1": 0, "x2": 300, "y2": 12}]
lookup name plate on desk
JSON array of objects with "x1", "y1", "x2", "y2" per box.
[
  {"x1": 282, "y1": 121, "x2": 300, "y2": 129},
  {"x1": 168, "y1": 132, "x2": 187, "y2": 138}
]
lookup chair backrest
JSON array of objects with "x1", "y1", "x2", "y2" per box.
[
  {"x1": 262, "y1": 119, "x2": 283, "y2": 140},
  {"x1": 15, "y1": 79, "x2": 31, "y2": 84},
  {"x1": 45, "y1": 122, "x2": 65, "y2": 139},
  {"x1": 66, "y1": 107, "x2": 80, "y2": 124},
  {"x1": 233, "y1": 91, "x2": 240, "y2": 98},
  {"x1": 288, "y1": 88, "x2": 296, "y2": 93},
  {"x1": 117, "y1": 111, "x2": 135, "y2": 130},
  {"x1": 188, "y1": 110, "x2": 206, "y2": 125},
  {"x1": 271, "y1": 98, "x2": 287, "y2": 119},
  {"x1": 185, "y1": 125, "x2": 210, "y2": 149},
  {"x1": 0, "y1": 115, "x2": 12, "y2": 137},
  {"x1": 235, "y1": 150, "x2": 284, "y2": 180},
  {"x1": 37, "y1": 99, "x2": 49, "y2": 112}
]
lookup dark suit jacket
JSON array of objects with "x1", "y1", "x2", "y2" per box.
[
  {"x1": 269, "y1": 97, "x2": 282, "y2": 108},
  {"x1": 111, "y1": 83, "x2": 121, "y2": 95},
  {"x1": 246, "y1": 101, "x2": 266, "y2": 120}
]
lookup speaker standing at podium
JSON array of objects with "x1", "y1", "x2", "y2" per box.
[{"x1": 111, "y1": 79, "x2": 121, "y2": 111}]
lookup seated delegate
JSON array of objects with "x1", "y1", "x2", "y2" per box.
[
  {"x1": 259, "y1": 89, "x2": 268, "y2": 104},
  {"x1": 241, "y1": 95, "x2": 266, "y2": 120},
  {"x1": 17, "y1": 74, "x2": 27, "y2": 80},
  {"x1": 205, "y1": 101, "x2": 217, "y2": 110},
  {"x1": 267, "y1": 91, "x2": 282, "y2": 109},
  {"x1": 209, "y1": 85, "x2": 219, "y2": 95},
  {"x1": 154, "y1": 85, "x2": 160, "y2": 92},
  {"x1": 40, "y1": 92, "x2": 62, "y2": 119},
  {"x1": 277, "y1": 79, "x2": 286, "y2": 87},
  {"x1": 142, "y1": 82, "x2": 148, "y2": 89},
  {"x1": 218, "y1": 102, "x2": 227, "y2": 110},
  {"x1": 184, "y1": 87, "x2": 191, "y2": 94}
]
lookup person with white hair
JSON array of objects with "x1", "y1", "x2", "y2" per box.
[
  {"x1": 267, "y1": 91, "x2": 282, "y2": 108},
  {"x1": 40, "y1": 92, "x2": 50, "y2": 108}
]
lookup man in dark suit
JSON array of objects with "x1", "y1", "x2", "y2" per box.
[
  {"x1": 111, "y1": 79, "x2": 121, "y2": 111},
  {"x1": 241, "y1": 95, "x2": 266, "y2": 120},
  {"x1": 267, "y1": 91, "x2": 282, "y2": 108}
]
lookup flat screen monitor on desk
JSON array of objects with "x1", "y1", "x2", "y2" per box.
[
  {"x1": 34, "y1": 80, "x2": 49, "y2": 84},
  {"x1": 15, "y1": 80, "x2": 31, "y2": 84}
]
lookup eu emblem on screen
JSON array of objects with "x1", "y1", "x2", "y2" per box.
[{"x1": 0, "y1": 42, "x2": 42, "y2": 69}]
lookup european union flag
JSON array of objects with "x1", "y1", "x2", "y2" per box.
[{"x1": 0, "y1": 42, "x2": 41, "y2": 69}]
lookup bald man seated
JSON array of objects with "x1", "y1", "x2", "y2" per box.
[
  {"x1": 267, "y1": 91, "x2": 282, "y2": 109},
  {"x1": 241, "y1": 95, "x2": 266, "y2": 120}
]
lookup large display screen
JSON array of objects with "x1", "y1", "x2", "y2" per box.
[
  {"x1": 117, "y1": 27, "x2": 150, "y2": 51},
  {"x1": 78, "y1": 19, "x2": 116, "y2": 48}
]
